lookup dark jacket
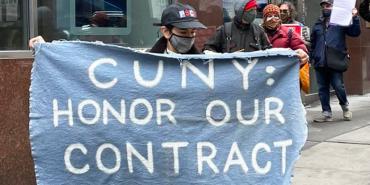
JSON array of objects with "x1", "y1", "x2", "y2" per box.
[
  {"x1": 266, "y1": 26, "x2": 308, "y2": 53},
  {"x1": 149, "y1": 37, "x2": 201, "y2": 54},
  {"x1": 204, "y1": 21, "x2": 271, "y2": 53},
  {"x1": 360, "y1": 0, "x2": 370, "y2": 22},
  {"x1": 204, "y1": 0, "x2": 270, "y2": 53},
  {"x1": 310, "y1": 16, "x2": 361, "y2": 68}
]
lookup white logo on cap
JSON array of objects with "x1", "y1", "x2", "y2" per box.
[
  {"x1": 179, "y1": 11, "x2": 186, "y2": 18},
  {"x1": 179, "y1": 9, "x2": 196, "y2": 18}
]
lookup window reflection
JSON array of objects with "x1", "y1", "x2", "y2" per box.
[
  {"x1": 36, "y1": 0, "x2": 170, "y2": 48},
  {"x1": 0, "y1": 0, "x2": 27, "y2": 50},
  {"x1": 75, "y1": 0, "x2": 127, "y2": 28},
  {"x1": 38, "y1": 6, "x2": 69, "y2": 42}
]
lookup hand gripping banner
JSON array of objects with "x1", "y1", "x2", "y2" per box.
[{"x1": 29, "y1": 42, "x2": 307, "y2": 185}]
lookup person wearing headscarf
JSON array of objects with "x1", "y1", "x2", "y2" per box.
[
  {"x1": 204, "y1": 0, "x2": 271, "y2": 53},
  {"x1": 262, "y1": 4, "x2": 308, "y2": 66}
]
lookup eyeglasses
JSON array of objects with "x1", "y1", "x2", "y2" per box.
[{"x1": 280, "y1": 9, "x2": 289, "y2": 14}]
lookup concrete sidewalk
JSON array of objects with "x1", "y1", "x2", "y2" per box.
[{"x1": 292, "y1": 94, "x2": 370, "y2": 185}]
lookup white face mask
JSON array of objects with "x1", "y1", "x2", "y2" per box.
[
  {"x1": 266, "y1": 15, "x2": 280, "y2": 22},
  {"x1": 264, "y1": 15, "x2": 281, "y2": 30},
  {"x1": 169, "y1": 33, "x2": 195, "y2": 54}
]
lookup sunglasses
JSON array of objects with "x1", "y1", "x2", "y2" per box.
[{"x1": 280, "y1": 9, "x2": 289, "y2": 14}]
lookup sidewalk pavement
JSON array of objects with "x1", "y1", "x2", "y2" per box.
[{"x1": 292, "y1": 93, "x2": 370, "y2": 185}]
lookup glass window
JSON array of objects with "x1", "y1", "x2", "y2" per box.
[
  {"x1": 71, "y1": 0, "x2": 129, "y2": 35},
  {"x1": 0, "y1": 0, "x2": 29, "y2": 50},
  {"x1": 37, "y1": 0, "x2": 171, "y2": 48}
]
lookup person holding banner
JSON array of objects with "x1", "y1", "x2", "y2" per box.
[
  {"x1": 279, "y1": 1, "x2": 310, "y2": 47},
  {"x1": 261, "y1": 4, "x2": 309, "y2": 66},
  {"x1": 310, "y1": 0, "x2": 361, "y2": 122},
  {"x1": 204, "y1": 0, "x2": 271, "y2": 53},
  {"x1": 150, "y1": 3, "x2": 206, "y2": 54},
  {"x1": 360, "y1": 0, "x2": 370, "y2": 21}
]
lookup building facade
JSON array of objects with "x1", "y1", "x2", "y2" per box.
[{"x1": 0, "y1": 0, "x2": 369, "y2": 184}]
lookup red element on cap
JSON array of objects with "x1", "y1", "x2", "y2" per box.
[
  {"x1": 244, "y1": 0, "x2": 257, "y2": 11},
  {"x1": 184, "y1": 9, "x2": 190, "y2": 17}
]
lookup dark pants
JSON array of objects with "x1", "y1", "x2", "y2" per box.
[{"x1": 315, "y1": 67, "x2": 349, "y2": 115}]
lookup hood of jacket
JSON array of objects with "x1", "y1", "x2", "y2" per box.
[{"x1": 234, "y1": 0, "x2": 253, "y2": 22}]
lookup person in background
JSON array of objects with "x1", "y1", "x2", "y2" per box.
[
  {"x1": 261, "y1": 4, "x2": 309, "y2": 66},
  {"x1": 150, "y1": 3, "x2": 206, "y2": 54},
  {"x1": 310, "y1": 0, "x2": 361, "y2": 122},
  {"x1": 279, "y1": 1, "x2": 310, "y2": 46},
  {"x1": 204, "y1": 0, "x2": 271, "y2": 53},
  {"x1": 360, "y1": 0, "x2": 370, "y2": 22}
]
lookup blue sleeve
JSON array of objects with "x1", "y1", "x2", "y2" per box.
[
  {"x1": 346, "y1": 16, "x2": 361, "y2": 37},
  {"x1": 309, "y1": 26, "x2": 317, "y2": 60}
]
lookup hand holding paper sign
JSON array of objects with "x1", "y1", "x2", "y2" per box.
[{"x1": 352, "y1": 8, "x2": 358, "y2": 17}]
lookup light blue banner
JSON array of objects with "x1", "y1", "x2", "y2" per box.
[{"x1": 30, "y1": 41, "x2": 307, "y2": 185}]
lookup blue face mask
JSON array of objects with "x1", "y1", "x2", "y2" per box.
[{"x1": 322, "y1": 9, "x2": 332, "y2": 18}]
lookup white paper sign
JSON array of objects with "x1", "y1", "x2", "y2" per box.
[{"x1": 330, "y1": 0, "x2": 356, "y2": 26}]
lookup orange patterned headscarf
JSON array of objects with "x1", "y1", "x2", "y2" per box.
[{"x1": 263, "y1": 4, "x2": 280, "y2": 18}]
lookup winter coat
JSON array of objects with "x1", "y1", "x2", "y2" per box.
[
  {"x1": 360, "y1": 0, "x2": 370, "y2": 22},
  {"x1": 149, "y1": 37, "x2": 201, "y2": 54},
  {"x1": 204, "y1": 21, "x2": 271, "y2": 53},
  {"x1": 204, "y1": 0, "x2": 271, "y2": 53},
  {"x1": 310, "y1": 16, "x2": 361, "y2": 68},
  {"x1": 266, "y1": 26, "x2": 308, "y2": 53}
]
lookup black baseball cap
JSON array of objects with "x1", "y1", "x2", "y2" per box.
[
  {"x1": 153, "y1": 3, "x2": 206, "y2": 29},
  {"x1": 320, "y1": 0, "x2": 333, "y2": 6}
]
